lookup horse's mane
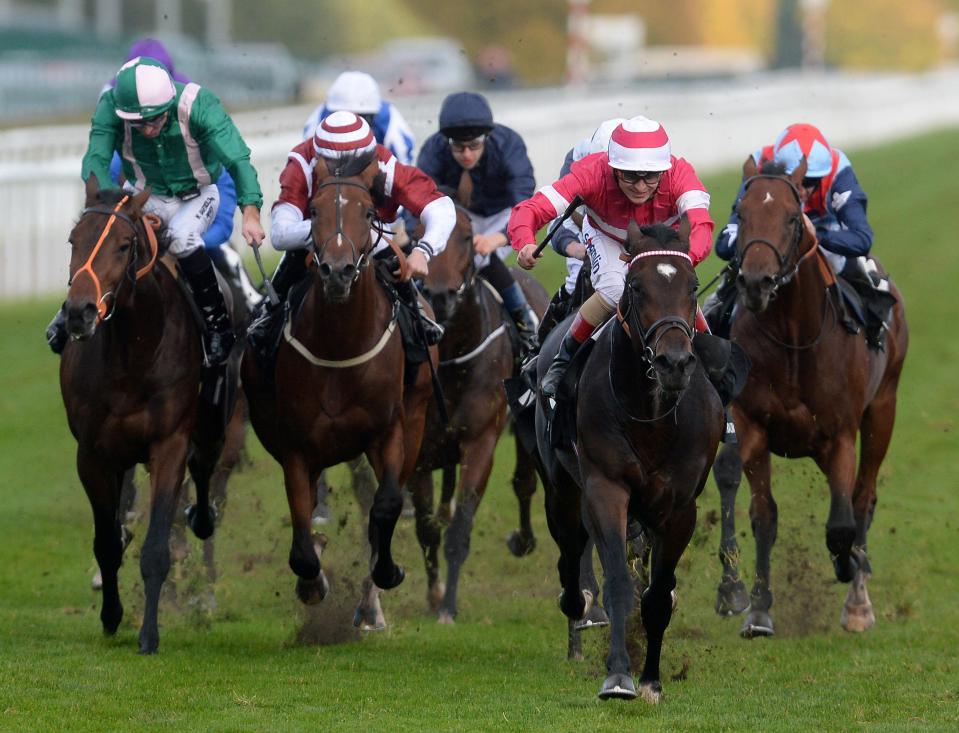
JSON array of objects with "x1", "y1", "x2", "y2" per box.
[
  {"x1": 760, "y1": 160, "x2": 788, "y2": 176},
  {"x1": 638, "y1": 223, "x2": 690, "y2": 255}
]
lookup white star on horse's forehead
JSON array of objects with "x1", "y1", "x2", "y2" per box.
[
  {"x1": 657, "y1": 263, "x2": 677, "y2": 281},
  {"x1": 763, "y1": 191, "x2": 774, "y2": 204},
  {"x1": 338, "y1": 194, "x2": 349, "y2": 207}
]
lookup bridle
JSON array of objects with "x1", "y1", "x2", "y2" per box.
[
  {"x1": 311, "y1": 179, "x2": 376, "y2": 281},
  {"x1": 617, "y1": 249, "x2": 696, "y2": 375},
  {"x1": 735, "y1": 174, "x2": 817, "y2": 289},
  {"x1": 69, "y1": 194, "x2": 159, "y2": 322}
]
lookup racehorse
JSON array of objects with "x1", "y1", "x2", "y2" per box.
[
  {"x1": 242, "y1": 153, "x2": 435, "y2": 623},
  {"x1": 713, "y1": 158, "x2": 908, "y2": 637},
  {"x1": 409, "y1": 198, "x2": 548, "y2": 623},
  {"x1": 537, "y1": 221, "x2": 724, "y2": 701},
  {"x1": 61, "y1": 179, "x2": 232, "y2": 653}
]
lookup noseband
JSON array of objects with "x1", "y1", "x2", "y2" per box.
[
  {"x1": 70, "y1": 195, "x2": 159, "y2": 322},
  {"x1": 736, "y1": 174, "x2": 815, "y2": 288},
  {"x1": 312, "y1": 179, "x2": 377, "y2": 281},
  {"x1": 618, "y1": 249, "x2": 696, "y2": 373}
]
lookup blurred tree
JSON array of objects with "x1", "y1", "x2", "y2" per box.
[{"x1": 826, "y1": 0, "x2": 943, "y2": 70}]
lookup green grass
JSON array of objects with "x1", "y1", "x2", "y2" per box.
[{"x1": 2, "y1": 128, "x2": 958, "y2": 731}]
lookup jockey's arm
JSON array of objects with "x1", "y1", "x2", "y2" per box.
[
  {"x1": 270, "y1": 203, "x2": 312, "y2": 251},
  {"x1": 81, "y1": 93, "x2": 122, "y2": 190},
  {"x1": 816, "y1": 169, "x2": 873, "y2": 258},
  {"x1": 389, "y1": 161, "x2": 456, "y2": 261},
  {"x1": 669, "y1": 159, "x2": 714, "y2": 265}
]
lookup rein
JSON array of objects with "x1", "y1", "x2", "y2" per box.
[
  {"x1": 438, "y1": 279, "x2": 507, "y2": 367},
  {"x1": 70, "y1": 195, "x2": 160, "y2": 322}
]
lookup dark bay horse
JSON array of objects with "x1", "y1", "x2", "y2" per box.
[
  {"x1": 242, "y1": 154, "x2": 434, "y2": 622},
  {"x1": 409, "y1": 201, "x2": 549, "y2": 623},
  {"x1": 537, "y1": 222, "x2": 724, "y2": 701},
  {"x1": 61, "y1": 180, "x2": 229, "y2": 653},
  {"x1": 713, "y1": 158, "x2": 908, "y2": 637}
]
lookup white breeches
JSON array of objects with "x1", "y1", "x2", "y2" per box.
[
  {"x1": 124, "y1": 182, "x2": 218, "y2": 258},
  {"x1": 582, "y1": 218, "x2": 627, "y2": 307},
  {"x1": 468, "y1": 207, "x2": 511, "y2": 270}
]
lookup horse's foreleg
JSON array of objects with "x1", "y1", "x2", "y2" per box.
[
  {"x1": 283, "y1": 451, "x2": 328, "y2": 605},
  {"x1": 409, "y1": 466, "x2": 443, "y2": 612},
  {"x1": 842, "y1": 393, "x2": 897, "y2": 633},
  {"x1": 78, "y1": 451, "x2": 125, "y2": 635},
  {"x1": 742, "y1": 443, "x2": 776, "y2": 639},
  {"x1": 576, "y1": 537, "x2": 610, "y2": 629},
  {"x1": 140, "y1": 432, "x2": 190, "y2": 654},
  {"x1": 365, "y1": 422, "x2": 406, "y2": 591},
  {"x1": 506, "y1": 432, "x2": 538, "y2": 557},
  {"x1": 582, "y1": 475, "x2": 636, "y2": 700},
  {"x1": 638, "y1": 505, "x2": 696, "y2": 704},
  {"x1": 817, "y1": 435, "x2": 858, "y2": 584},
  {"x1": 714, "y1": 442, "x2": 749, "y2": 616}
]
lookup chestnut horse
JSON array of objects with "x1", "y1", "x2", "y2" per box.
[
  {"x1": 537, "y1": 222, "x2": 724, "y2": 701},
  {"x1": 242, "y1": 154, "x2": 434, "y2": 622},
  {"x1": 60, "y1": 180, "x2": 231, "y2": 653},
  {"x1": 409, "y1": 200, "x2": 549, "y2": 623},
  {"x1": 713, "y1": 158, "x2": 908, "y2": 637}
]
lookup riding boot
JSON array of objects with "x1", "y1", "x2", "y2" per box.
[
  {"x1": 703, "y1": 266, "x2": 738, "y2": 339},
  {"x1": 246, "y1": 250, "x2": 309, "y2": 355},
  {"x1": 842, "y1": 256, "x2": 896, "y2": 350},
  {"x1": 396, "y1": 279, "x2": 445, "y2": 346},
  {"x1": 480, "y1": 255, "x2": 539, "y2": 357},
  {"x1": 541, "y1": 327, "x2": 586, "y2": 399},
  {"x1": 180, "y1": 248, "x2": 235, "y2": 366},
  {"x1": 45, "y1": 303, "x2": 68, "y2": 355}
]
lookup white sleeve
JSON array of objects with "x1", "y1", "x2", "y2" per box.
[
  {"x1": 415, "y1": 196, "x2": 456, "y2": 260},
  {"x1": 270, "y1": 202, "x2": 313, "y2": 251}
]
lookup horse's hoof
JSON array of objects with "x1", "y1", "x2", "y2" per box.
[
  {"x1": 740, "y1": 609, "x2": 775, "y2": 638},
  {"x1": 639, "y1": 680, "x2": 663, "y2": 705},
  {"x1": 185, "y1": 504, "x2": 216, "y2": 540},
  {"x1": 437, "y1": 610, "x2": 455, "y2": 625},
  {"x1": 598, "y1": 673, "x2": 637, "y2": 700},
  {"x1": 506, "y1": 530, "x2": 536, "y2": 557},
  {"x1": 352, "y1": 605, "x2": 386, "y2": 632},
  {"x1": 574, "y1": 600, "x2": 609, "y2": 630},
  {"x1": 91, "y1": 568, "x2": 103, "y2": 591},
  {"x1": 138, "y1": 631, "x2": 159, "y2": 655},
  {"x1": 295, "y1": 572, "x2": 329, "y2": 605},
  {"x1": 716, "y1": 577, "x2": 750, "y2": 616},
  {"x1": 101, "y1": 608, "x2": 123, "y2": 636},
  {"x1": 372, "y1": 563, "x2": 404, "y2": 590},
  {"x1": 841, "y1": 603, "x2": 875, "y2": 633}
]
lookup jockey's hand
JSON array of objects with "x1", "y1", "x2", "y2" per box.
[
  {"x1": 473, "y1": 232, "x2": 506, "y2": 256},
  {"x1": 517, "y1": 243, "x2": 540, "y2": 270},
  {"x1": 566, "y1": 242, "x2": 587, "y2": 261},
  {"x1": 242, "y1": 205, "x2": 265, "y2": 247},
  {"x1": 801, "y1": 212, "x2": 817, "y2": 245},
  {"x1": 406, "y1": 249, "x2": 429, "y2": 280}
]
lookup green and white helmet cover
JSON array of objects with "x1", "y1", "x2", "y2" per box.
[{"x1": 113, "y1": 56, "x2": 176, "y2": 120}]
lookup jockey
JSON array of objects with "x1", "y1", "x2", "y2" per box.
[
  {"x1": 706, "y1": 122, "x2": 893, "y2": 347},
  {"x1": 246, "y1": 111, "x2": 456, "y2": 352},
  {"x1": 70, "y1": 56, "x2": 265, "y2": 365},
  {"x1": 510, "y1": 115, "x2": 714, "y2": 397},
  {"x1": 303, "y1": 71, "x2": 416, "y2": 165},
  {"x1": 416, "y1": 91, "x2": 540, "y2": 357}
]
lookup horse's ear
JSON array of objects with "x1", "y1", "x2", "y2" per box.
[
  {"x1": 678, "y1": 213, "x2": 691, "y2": 243},
  {"x1": 625, "y1": 220, "x2": 643, "y2": 256},
  {"x1": 789, "y1": 156, "x2": 808, "y2": 188},
  {"x1": 84, "y1": 175, "x2": 100, "y2": 206},
  {"x1": 131, "y1": 187, "x2": 151, "y2": 213},
  {"x1": 742, "y1": 155, "x2": 758, "y2": 181},
  {"x1": 358, "y1": 158, "x2": 381, "y2": 189}
]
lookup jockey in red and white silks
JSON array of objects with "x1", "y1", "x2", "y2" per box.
[{"x1": 509, "y1": 115, "x2": 714, "y2": 397}]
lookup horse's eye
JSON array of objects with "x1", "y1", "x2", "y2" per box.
[
  {"x1": 309, "y1": 205, "x2": 317, "y2": 218},
  {"x1": 118, "y1": 243, "x2": 131, "y2": 253},
  {"x1": 366, "y1": 209, "x2": 375, "y2": 222}
]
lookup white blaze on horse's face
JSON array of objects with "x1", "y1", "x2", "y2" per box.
[
  {"x1": 763, "y1": 191, "x2": 774, "y2": 205},
  {"x1": 338, "y1": 193, "x2": 349, "y2": 208},
  {"x1": 336, "y1": 232, "x2": 343, "y2": 247},
  {"x1": 657, "y1": 263, "x2": 677, "y2": 282}
]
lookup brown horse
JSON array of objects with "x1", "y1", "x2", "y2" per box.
[
  {"x1": 409, "y1": 201, "x2": 548, "y2": 623},
  {"x1": 242, "y1": 153, "x2": 434, "y2": 621},
  {"x1": 713, "y1": 158, "x2": 908, "y2": 637},
  {"x1": 536, "y1": 222, "x2": 724, "y2": 701},
  {"x1": 61, "y1": 180, "x2": 231, "y2": 653}
]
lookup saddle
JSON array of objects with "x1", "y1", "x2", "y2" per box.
[{"x1": 835, "y1": 273, "x2": 898, "y2": 350}]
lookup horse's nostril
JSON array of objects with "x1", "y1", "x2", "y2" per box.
[
  {"x1": 318, "y1": 263, "x2": 332, "y2": 280},
  {"x1": 342, "y1": 264, "x2": 357, "y2": 280}
]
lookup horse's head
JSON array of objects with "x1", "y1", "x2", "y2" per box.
[
  {"x1": 420, "y1": 194, "x2": 474, "y2": 326},
  {"x1": 734, "y1": 156, "x2": 817, "y2": 312},
  {"x1": 309, "y1": 153, "x2": 382, "y2": 302},
  {"x1": 621, "y1": 220, "x2": 698, "y2": 394},
  {"x1": 65, "y1": 177, "x2": 157, "y2": 340}
]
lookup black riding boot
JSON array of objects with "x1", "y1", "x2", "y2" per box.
[
  {"x1": 246, "y1": 250, "x2": 309, "y2": 356},
  {"x1": 540, "y1": 328, "x2": 585, "y2": 399},
  {"x1": 703, "y1": 266, "x2": 738, "y2": 339},
  {"x1": 480, "y1": 255, "x2": 539, "y2": 357},
  {"x1": 396, "y1": 279, "x2": 445, "y2": 346},
  {"x1": 46, "y1": 303, "x2": 67, "y2": 355},
  {"x1": 180, "y1": 248, "x2": 235, "y2": 366},
  {"x1": 841, "y1": 257, "x2": 897, "y2": 350}
]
